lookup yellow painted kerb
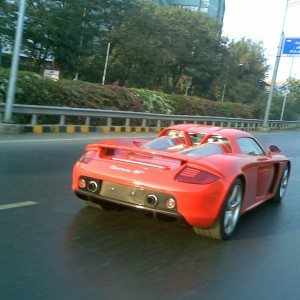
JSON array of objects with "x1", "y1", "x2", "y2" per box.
[
  {"x1": 81, "y1": 125, "x2": 89, "y2": 133},
  {"x1": 66, "y1": 125, "x2": 75, "y2": 133},
  {"x1": 33, "y1": 125, "x2": 43, "y2": 134},
  {"x1": 114, "y1": 126, "x2": 122, "y2": 133},
  {"x1": 102, "y1": 126, "x2": 111, "y2": 133}
]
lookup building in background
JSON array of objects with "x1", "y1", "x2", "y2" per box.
[{"x1": 152, "y1": 0, "x2": 225, "y2": 24}]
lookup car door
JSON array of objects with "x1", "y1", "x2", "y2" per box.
[{"x1": 237, "y1": 137, "x2": 275, "y2": 199}]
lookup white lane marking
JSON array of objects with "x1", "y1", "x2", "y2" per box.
[
  {"x1": 0, "y1": 134, "x2": 154, "y2": 144},
  {"x1": 0, "y1": 137, "x2": 102, "y2": 143},
  {"x1": 0, "y1": 201, "x2": 38, "y2": 211}
]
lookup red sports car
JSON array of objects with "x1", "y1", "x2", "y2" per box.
[{"x1": 72, "y1": 124, "x2": 290, "y2": 240}]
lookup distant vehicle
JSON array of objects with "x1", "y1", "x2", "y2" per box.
[{"x1": 72, "y1": 124, "x2": 290, "y2": 239}]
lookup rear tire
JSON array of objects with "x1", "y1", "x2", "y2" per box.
[
  {"x1": 272, "y1": 164, "x2": 290, "y2": 203},
  {"x1": 194, "y1": 179, "x2": 243, "y2": 240}
]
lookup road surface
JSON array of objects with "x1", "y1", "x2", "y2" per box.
[{"x1": 0, "y1": 131, "x2": 300, "y2": 299}]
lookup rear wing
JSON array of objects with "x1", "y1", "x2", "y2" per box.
[
  {"x1": 86, "y1": 143, "x2": 190, "y2": 167},
  {"x1": 85, "y1": 142, "x2": 225, "y2": 178}
]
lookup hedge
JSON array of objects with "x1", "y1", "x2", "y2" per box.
[{"x1": 0, "y1": 69, "x2": 262, "y2": 122}]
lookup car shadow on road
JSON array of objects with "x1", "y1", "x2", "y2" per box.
[
  {"x1": 65, "y1": 199, "x2": 288, "y2": 248},
  {"x1": 60, "y1": 200, "x2": 292, "y2": 297},
  {"x1": 234, "y1": 200, "x2": 291, "y2": 240}
]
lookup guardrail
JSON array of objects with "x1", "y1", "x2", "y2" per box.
[{"x1": 1, "y1": 103, "x2": 300, "y2": 133}]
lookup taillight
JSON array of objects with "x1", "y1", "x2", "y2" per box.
[
  {"x1": 175, "y1": 167, "x2": 219, "y2": 184},
  {"x1": 78, "y1": 178, "x2": 86, "y2": 188},
  {"x1": 79, "y1": 150, "x2": 97, "y2": 163}
]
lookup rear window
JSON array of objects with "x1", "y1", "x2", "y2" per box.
[
  {"x1": 180, "y1": 143, "x2": 224, "y2": 158},
  {"x1": 143, "y1": 136, "x2": 176, "y2": 150}
]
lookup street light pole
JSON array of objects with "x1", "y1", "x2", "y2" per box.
[
  {"x1": 221, "y1": 63, "x2": 242, "y2": 101},
  {"x1": 262, "y1": 32, "x2": 285, "y2": 128},
  {"x1": 102, "y1": 42, "x2": 111, "y2": 85},
  {"x1": 280, "y1": 56, "x2": 294, "y2": 120},
  {"x1": 221, "y1": 65, "x2": 229, "y2": 101},
  {"x1": 4, "y1": 0, "x2": 27, "y2": 123},
  {"x1": 262, "y1": 0, "x2": 289, "y2": 128}
]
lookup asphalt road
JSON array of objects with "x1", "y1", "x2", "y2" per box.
[{"x1": 1, "y1": 131, "x2": 300, "y2": 299}]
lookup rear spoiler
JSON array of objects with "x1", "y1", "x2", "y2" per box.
[
  {"x1": 85, "y1": 143, "x2": 225, "y2": 178},
  {"x1": 86, "y1": 143, "x2": 190, "y2": 165}
]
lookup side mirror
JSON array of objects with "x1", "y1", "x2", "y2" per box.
[{"x1": 268, "y1": 145, "x2": 281, "y2": 155}]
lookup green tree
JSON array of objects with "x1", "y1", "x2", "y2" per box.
[
  {"x1": 108, "y1": 2, "x2": 225, "y2": 94},
  {"x1": 0, "y1": 0, "x2": 55, "y2": 70},
  {"x1": 271, "y1": 77, "x2": 300, "y2": 120},
  {"x1": 159, "y1": 6, "x2": 226, "y2": 96},
  {"x1": 0, "y1": 1, "x2": 18, "y2": 49},
  {"x1": 22, "y1": 1, "x2": 56, "y2": 71},
  {"x1": 0, "y1": 0, "x2": 271, "y2": 105},
  {"x1": 0, "y1": 0, "x2": 135, "y2": 78},
  {"x1": 49, "y1": 0, "x2": 136, "y2": 80},
  {"x1": 215, "y1": 38, "x2": 268, "y2": 103}
]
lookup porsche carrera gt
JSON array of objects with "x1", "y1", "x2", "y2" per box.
[{"x1": 72, "y1": 124, "x2": 290, "y2": 239}]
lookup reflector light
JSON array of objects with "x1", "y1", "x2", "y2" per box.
[
  {"x1": 166, "y1": 198, "x2": 176, "y2": 209},
  {"x1": 78, "y1": 178, "x2": 86, "y2": 189},
  {"x1": 175, "y1": 167, "x2": 219, "y2": 184}
]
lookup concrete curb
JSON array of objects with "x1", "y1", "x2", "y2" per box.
[
  {"x1": 0, "y1": 123, "x2": 20, "y2": 134},
  {"x1": 0, "y1": 122, "x2": 293, "y2": 135},
  {"x1": 21, "y1": 125, "x2": 162, "y2": 134}
]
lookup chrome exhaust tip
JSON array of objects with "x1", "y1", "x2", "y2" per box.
[
  {"x1": 87, "y1": 181, "x2": 98, "y2": 193},
  {"x1": 146, "y1": 194, "x2": 158, "y2": 206}
]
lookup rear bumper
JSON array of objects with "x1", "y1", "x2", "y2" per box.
[
  {"x1": 74, "y1": 175, "x2": 179, "y2": 217},
  {"x1": 73, "y1": 172, "x2": 228, "y2": 228},
  {"x1": 75, "y1": 189, "x2": 181, "y2": 218}
]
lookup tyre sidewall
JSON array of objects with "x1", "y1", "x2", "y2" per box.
[
  {"x1": 219, "y1": 178, "x2": 243, "y2": 240},
  {"x1": 273, "y1": 164, "x2": 290, "y2": 203}
]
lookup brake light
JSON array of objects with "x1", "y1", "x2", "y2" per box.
[
  {"x1": 79, "y1": 150, "x2": 97, "y2": 163},
  {"x1": 175, "y1": 167, "x2": 219, "y2": 184}
]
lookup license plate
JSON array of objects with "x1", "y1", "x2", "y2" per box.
[{"x1": 100, "y1": 181, "x2": 145, "y2": 205}]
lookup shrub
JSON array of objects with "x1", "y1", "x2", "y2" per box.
[
  {"x1": 129, "y1": 88, "x2": 174, "y2": 114},
  {"x1": 0, "y1": 69, "x2": 272, "y2": 123},
  {"x1": 0, "y1": 69, "x2": 143, "y2": 111}
]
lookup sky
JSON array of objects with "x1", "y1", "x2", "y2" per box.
[{"x1": 222, "y1": 0, "x2": 300, "y2": 83}]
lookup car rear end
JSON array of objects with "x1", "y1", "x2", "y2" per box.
[{"x1": 72, "y1": 143, "x2": 228, "y2": 228}]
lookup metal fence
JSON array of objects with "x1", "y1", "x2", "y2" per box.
[{"x1": 1, "y1": 103, "x2": 300, "y2": 130}]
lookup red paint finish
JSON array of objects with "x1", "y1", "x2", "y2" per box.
[{"x1": 72, "y1": 124, "x2": 290, "y2": 231}]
